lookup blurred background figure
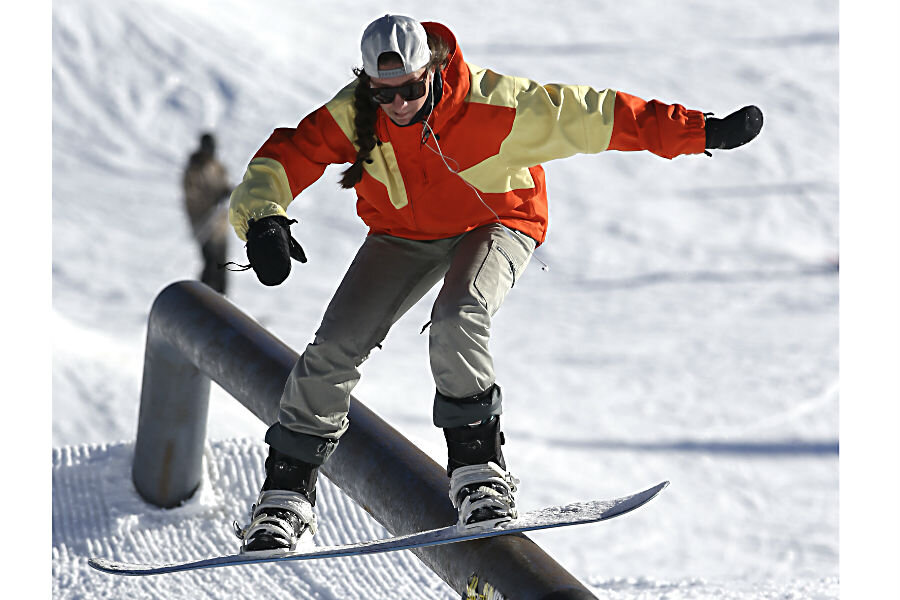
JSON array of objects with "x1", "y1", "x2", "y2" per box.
[{"x1": 182, "y1": 132, "x2": 232, "y2": 294}]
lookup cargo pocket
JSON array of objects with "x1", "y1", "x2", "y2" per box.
[{"x1": 473, "y1": 241, "x2": 519, "y2": 316}]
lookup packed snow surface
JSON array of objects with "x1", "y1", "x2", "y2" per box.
[{"x1": 52, "y1": 0, "x2": 839, "y2": 598}]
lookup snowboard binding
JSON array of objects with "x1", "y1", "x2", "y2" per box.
[
  {"x1": 449, "y1": 461, "x2": 519, "y2": 530},
  {"x1": 234, "y1": 489, "x2": 318, "y2": 554},
  {"x1": 235, "y1": 447, "x2": 319, "y2": 553},
  {"x1": 444, "y1": 413, "x2": 519, "y2": 529}
]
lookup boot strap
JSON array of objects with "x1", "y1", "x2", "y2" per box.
[
  {"x1": 235, "y1": 489, "x2": 318, "y2": 552},
  {"x1": 449, "y1": 462, "x2": 519, "y2": 529}
]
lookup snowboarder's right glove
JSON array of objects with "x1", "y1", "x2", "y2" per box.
[
  {"x1": 705, "y1": 105, "x2": 764, "y2": 151},
  {"x1": 245, "y1": 216, "x2": 307, "y2": 286}
]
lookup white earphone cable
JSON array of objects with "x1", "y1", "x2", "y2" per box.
[{"x1": 421, "y1": 119, "x2": 550, "y2": 271}]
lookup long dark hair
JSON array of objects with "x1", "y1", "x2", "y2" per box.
[{"x1": 339, "y1": 31, "x2": 451, "y2": 189}]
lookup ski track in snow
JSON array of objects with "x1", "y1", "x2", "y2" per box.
[{"x1": 52, "y1": 0, "x2": 839, "y2": 597}]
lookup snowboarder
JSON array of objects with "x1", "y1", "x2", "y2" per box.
[
  {"x1": 183, "y1": 132, "x2": 232, "y2": 294},
  {"x1": 228, "y1": 14, "x2": 762, "y2": 552}
]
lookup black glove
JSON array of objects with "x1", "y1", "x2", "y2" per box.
[
  {"x1": 705, "y1": 105, "x2": 763, "y2": 151},
  {"x1": 245, "y1": 216, "x2": 307, "y2": 286}
]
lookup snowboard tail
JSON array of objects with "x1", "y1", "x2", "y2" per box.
[{"x1": 89, "y1": 480, "x2": 669, "y2": 576}]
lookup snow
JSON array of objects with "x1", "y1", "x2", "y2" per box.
[
  {"x1": 53, "y1": 441, "x2": 454, "y2": 598},
  {"x1": 12, "y1": 0, "x2": 896, "y2": 596}
]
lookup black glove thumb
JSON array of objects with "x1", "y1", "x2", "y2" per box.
[
  {"x1": 245, "y1": 216, "x2": 306, "y2": 286},
  {"x1": 288, "y1": 235, "x2": 307, "y2": 264},
  {"x1": 705, "y1": 105, "x2": 763, "y2": 150}
]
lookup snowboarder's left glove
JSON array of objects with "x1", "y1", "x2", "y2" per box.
[
  {"x1": 705, "y1": 105, "x2": 763, "y2": 151},
  {"x1": 245, "y1": 216, "x2": 307, "y2": 287}
]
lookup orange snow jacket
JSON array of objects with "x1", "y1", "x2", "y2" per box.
[{"x1": 229, "y1": 22, "x2": 706, "y2": 246}]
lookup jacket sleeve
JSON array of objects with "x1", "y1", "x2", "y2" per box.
[
  {"x1": 490, "y1": 72, "x2": 706, "y2": 167},
  {"x1": 228, "y1": 103, "x2": 356, "y2": 241},
  {"x1": 606, "y1": 91, "x2": 707, "y2": 159},
  {"x1": 228, "y1": 157, "x2": 293, "y2": 241}
]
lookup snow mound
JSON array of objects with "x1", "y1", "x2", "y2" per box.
[{"x1": 52, "y1": 439, "x2": 453, "y2": 599}]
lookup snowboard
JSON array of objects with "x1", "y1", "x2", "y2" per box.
[{"x1": 89, "y1": 480, "x2": 668, "y2": 576}]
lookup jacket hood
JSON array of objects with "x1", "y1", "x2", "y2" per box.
[{"x1": 421, "y1": 21, "x2": 470, "y2": 132}]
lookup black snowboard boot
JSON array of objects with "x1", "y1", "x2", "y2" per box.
[
  {"x1": 444, "y1": 415, "x2": 519, "y2": 528},
  {"x1": 444, "y1": 414, "x2": 507, "y2": 476},
  {"x1": 234, "y1": 447, "x2": 319, "y2": 553}
]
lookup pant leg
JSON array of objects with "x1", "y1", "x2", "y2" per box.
[
  {"x1": 269, "y1": 234, "x2": 454, "y2": 463},
  {"x1": 430, "y1": 225, "x2": 536, "y2": 427},
  {"x1": 200, "y1": 237, "x2": 227, "y2": 294}
]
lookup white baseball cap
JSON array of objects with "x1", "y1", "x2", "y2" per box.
[{"x1": 361, "y1": 15, "x2": 431, "y2": 79}]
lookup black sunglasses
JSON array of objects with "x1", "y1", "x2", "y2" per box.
[{"x1": 367, "y1": 71, "x2": 429, "y2": 105}]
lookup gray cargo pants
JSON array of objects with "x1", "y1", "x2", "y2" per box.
[{"x1": 265, "y1": 223, "x2": 536, "y2": 464}]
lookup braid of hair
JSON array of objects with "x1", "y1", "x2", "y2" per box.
[
  {"x1": 339, "y1": 31, "x2": 451, "y2": 189},
  {"x1": 339, "y1": 68, "x2": 379, "y2": 189}
]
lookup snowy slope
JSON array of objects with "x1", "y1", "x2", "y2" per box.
[{"x1": 50, "y1": 0, "x2": 843, "y2": 598}]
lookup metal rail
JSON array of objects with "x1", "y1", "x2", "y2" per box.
[{"x1": 133, "y1": 280, "x2": 598, "y2": 599}]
